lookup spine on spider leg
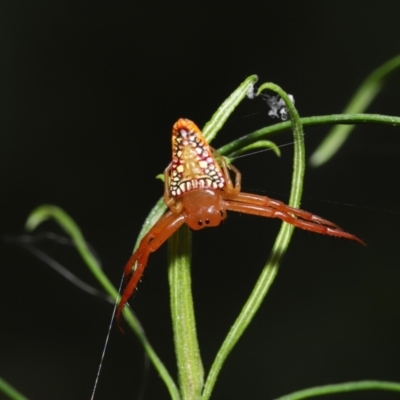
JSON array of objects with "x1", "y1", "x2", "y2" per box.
[
  {"x1": 273, "y1": 208, "x2": 366, "y2": 245},
  {"x1": 123, "y1": 250, "x2": 141, "y2": 279},
  {"x1": 116, "y1": 249, "x2": 150, "y2": 325},
  {"x1": 226, "y1": 199, "x2": 365, "y2": 245},
  {"x1": 117, "y1": 232, "x2": 161, "y2": 326}
]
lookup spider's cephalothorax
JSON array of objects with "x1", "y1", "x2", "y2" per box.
[
  {"x1": 169, "y1": 119, "x2": 225, "y2": 197},
  {"x1": 116, "y1": 118, "x2": 364, "y2": 328}
]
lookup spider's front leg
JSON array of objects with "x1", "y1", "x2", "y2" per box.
[
  {"x1": 116, "y1": 211, "x2": 185, "y2": 328},
  {"x1": 224, "y1": 193, "x2": 365, "y2": 245}
]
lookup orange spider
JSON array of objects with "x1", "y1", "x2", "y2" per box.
[{"x1": 116, "y1": 118, "x2": 364, "y2": 324}]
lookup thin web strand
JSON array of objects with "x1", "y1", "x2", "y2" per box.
[{"x1": 90, "y1": 275, "x2": 124, "y2": 400}]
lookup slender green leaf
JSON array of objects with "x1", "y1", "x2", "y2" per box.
[
  {"x1": 274, "y1": 380, "x2": 400, "y2": 400},
  {"x1": 310, "y1": 55, "x2": 400, "y2": 166},
  {"x1": 25, "y1": 205, "x2": 180, "y2": 400},
  {"x1": 202, "y1": 75, "x2": 258, "y2": 142},
  {"x1": 169, "y1": 226, "x2": 203, "y2": 400},
  {"x1": 0, "y1": 377, "x2": 29, "y2": 400},
  {"x1": 219, "y1": 113, "x2": 400, "y2": 157}
]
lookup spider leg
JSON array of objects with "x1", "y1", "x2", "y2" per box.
[
  {"x1": 224, "y1": 198, "x2": 365, "y2": 245},
  {"x1": 211, "y1": 147, "x2": 241, "y2": 194},
  {"x1": 116, "y1": 211, "x2": 185, "y2": 329},
  {"x1": 230, "y1": 192, "x2": 344, "y2": 229}
]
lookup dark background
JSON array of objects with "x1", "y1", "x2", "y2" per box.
[{"x1": 1, "y1": 2, "x2": 400, "y2": 399}]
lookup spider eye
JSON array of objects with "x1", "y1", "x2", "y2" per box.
[
  {"x1": 205, "y1": 219, "x2": 210, "y2": 225},
  {"x1": 198, "y1": 220, "x2": 203, "y2": 226}
]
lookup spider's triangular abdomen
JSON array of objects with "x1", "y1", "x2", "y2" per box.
[{"x1": 169, "y1": 119, "x2": 225, "y2": 197}]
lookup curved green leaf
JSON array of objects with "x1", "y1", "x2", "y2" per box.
[
  {"x1": 310, "y1": 55, "x2": 400, "y2": 166},
  {"x1": 25, "y1": 205, "x2": 181, "y2": 400},
  {"x1": 202, "y1": 82, "x2": 306, "y2": 400}
]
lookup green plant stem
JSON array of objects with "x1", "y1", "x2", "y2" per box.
[
  {"x1": 165, "y1": 75, "x2": 258, "y2": 399},
  {"x1": 202, "y1": 83, "x2": 306, "y2": 399},
  {"x1": 274, "y1": 380, "x2": 400, "y2": 400},
  {"x1": 310, "y1": 55, "x2": 400, "y2": 166},
  {"x1": 25, "y1": 205, "x2": 181, "y2": 400},
  {"x1": 169, "y1": 226, "x2": 203, "y2": 400},
  {"x1": 218, "y1": 113, "x2": 400, "y2": 157},
  {"x1": 0, "y1": 377, "x2": 29, "y2": 400}
]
